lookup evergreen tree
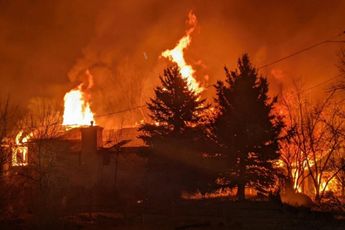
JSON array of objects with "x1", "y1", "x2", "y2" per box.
[
  {"x1": 139, "y1": 65, "x2": 208, "y2": 147},
  {"x1": 139, "y1": 65, "x2": 210, "y2": 198},
  {"x1": 212, "y1": 54, "x2": 284, "y2": 200}
]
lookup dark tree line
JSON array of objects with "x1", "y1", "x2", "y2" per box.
[{"x1": 139, "y1": 54, "x2": 284, "y2": 200}]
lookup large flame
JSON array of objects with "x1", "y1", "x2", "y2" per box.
[
  {"x1": 161, "y1": 11, "x2": 203, "y2": 94},
  {"x1": 63, "y1": 70, "x2": 95, "y2": 127}
]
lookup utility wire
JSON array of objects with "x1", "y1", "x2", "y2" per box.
[
  {"x1": 95, "y1": 31, "x2": 345, "y2": 117},
  {"x1": 303, "y1": 73, "x2": 344, "y2": 92},
  {"x1": 18, "y1": 73, "x2": 343, "y2": 132},
  {"x1": 10, "y1": 32, "x2": 345, "y2": 135},
  {"x1": 95, "y1": 105, "x2": 146, "y2": 118},
  {"x1": 204, "y1": 32, "x2": 345, "y2": 89},
  {"x1": 258, "y1": 31, "x2": 345, "y2": 69},
  {"x1": 94, "y1": 73, "x2": 344, "y2": 117},
  {"x1": 258, "y1": 40, "x2": 345, "y2": 70}
]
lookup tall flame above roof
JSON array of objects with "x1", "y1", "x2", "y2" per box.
[
  {"x1": 161, "y1": 11, "x2": 203, "y2": 94},
  {"x1": 63, "y1": 69, "x2": 95, "y2": 127}
]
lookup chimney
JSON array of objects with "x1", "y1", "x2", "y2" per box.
[{"x1": 81, "y1": 125, "x2": 103, "y2": 155}]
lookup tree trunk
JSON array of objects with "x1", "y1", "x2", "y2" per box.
[
  {"x1": 237, "y1": 183, "x2": 245, "y2": 201},
  {"x1": 314, "y1": 185, "x2": 321, "y2": 204},
  {"x1": 315, "y1": 194, "x2": 321, "y2": 204},
  {"x1": 237, "y1": 157, "x2": 246, "y2": 201}
]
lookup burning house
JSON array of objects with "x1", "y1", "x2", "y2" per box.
[
  {"x1": 6, "y1": 125, "x2": 149, "y2": 212},
  {"x1": 2, "y1": 69, "x2": 149, "y2": 213},
  {"x1": 1, "y1": 10, "x2": 343, "y2": 222}
]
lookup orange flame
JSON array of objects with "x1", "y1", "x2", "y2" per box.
[
  {"x1": 181, "y1": 187, "x2": 257, "y2": 200},
  {"x1": 12, "y1": 131, "x2": 30, "y2": 166},
  {"x1": 319, "y1": 174, "x2": 337, "y2": 193},
  {"x1": 63, "y1": 70, "x2": 95, "y2": 127},
  {"x1": 181, "y1": 188, "x2": 234, "y2": 200},
  {"x1": 161, "y1": 11, "x2": 203, "y2": 94}
]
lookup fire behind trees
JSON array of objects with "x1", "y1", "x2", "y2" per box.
[
  {"x1": 139, "y1": 54, "x2": 345, "y2": 203},
  {"x1": 140, "y1": 55, "x2": 285, "y2": 201},
  {"x1": 279, "y1": 84, "x2": 345, "y2": 203},
  {"x1": 1, "y1": 54, "x2": 345, "y2": 228}
]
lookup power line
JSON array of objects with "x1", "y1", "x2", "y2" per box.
[
  {"x1": 17, "y1": 76, "x2": 343, "y2": 131},
  {"x1": 95, "y1": 105, "x2": 146, "y2": 118},
  {"x1": 303, "y1": 73, "x2": 344, "y2": 92},
  {"x1": 94, "y1": 74, "x2": 344, "y2": 118},
  {"x1": 258, "y1": 40, "x2": 345, "y2": 70},
  {"x1": 19, "y1": 74, "x2": 344, "y2": 129},
  {"x1": 258, "y1": 32, "x2": 345, "y2": 70},
  {"x1": 204, "y1": 31, "x2": 345, "y2": 89},
  {"x1": 94, "y1": 31, "x2": 345, "y2": 118}
]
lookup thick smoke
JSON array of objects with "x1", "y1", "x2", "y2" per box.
[{"x1": 1, "y1": 0, "x2": 344, "y2": 128}]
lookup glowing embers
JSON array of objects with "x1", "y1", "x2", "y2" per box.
[
  {"x1": 161, "y1": 11, "x2": 203, "y2": 94},
  {"x1": 181, "y1": 187, "x2": 234, "y2": 200},
  {"x1": 181, "y1": 187, "x2": 258, "y2": 200},
  {"x1": 63, "y1": 70, "x2": 95, "y2": 127},
  {"x1": 12, "y1": 131, "x2": 30, "y2": 166}
]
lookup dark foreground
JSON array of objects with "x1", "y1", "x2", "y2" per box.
[{"x1": 1, "y1": 200, "x2": 345, "y2": 230}]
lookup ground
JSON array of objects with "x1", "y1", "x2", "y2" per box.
[{"x1": 1, "y1": 200, "x2": 345, "y2": 229}]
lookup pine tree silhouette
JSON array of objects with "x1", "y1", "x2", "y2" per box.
[
  {"x1": 139, "y1": 65, "x2": 210, "y2": 198},
  {"x1": 212, "y1": 54, "x2": 284, "y2": 200},
  {"x1": 139, "y1": 65, "x2": 208, "y2": 146}
]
